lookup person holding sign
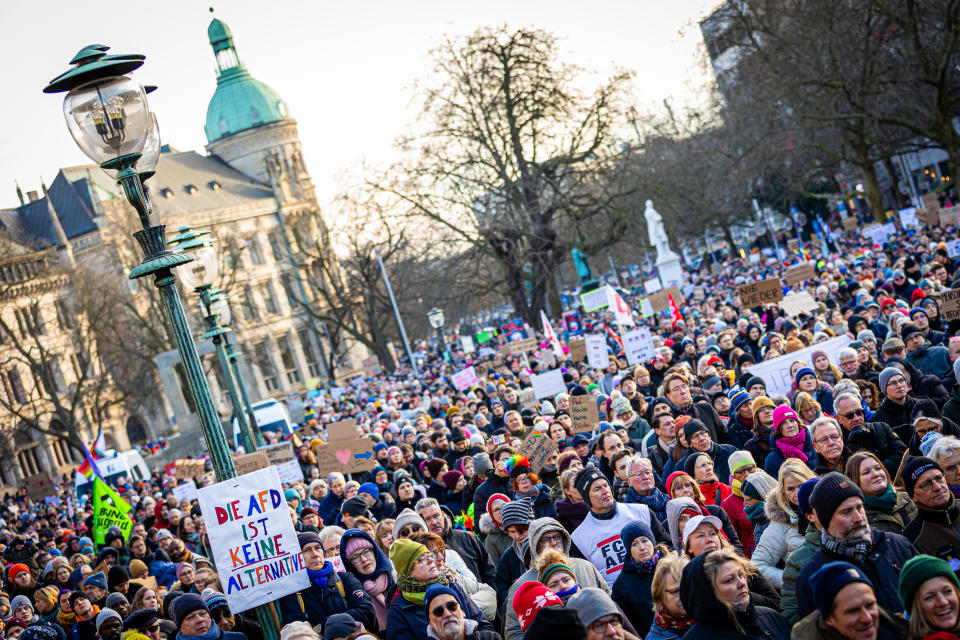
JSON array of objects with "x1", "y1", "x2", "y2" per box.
[{"x1": 277, "y1": 532, "x2": 376, "y2": 632}]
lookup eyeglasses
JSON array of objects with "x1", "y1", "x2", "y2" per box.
[
  {"x1": 145, "y1": 624, "x2": 161, "y2": 633},
  {"x1": 539, "y1": 533, "x2": 564, "y2": 547},
  {"x1": 415, "y1": 554, "x2": 437, "y2": 566},
  {"x1": 889, "y1": 378, "x2": 908, "y2": 387},
  {"x1": 399, "y1": 525, "x2": 423, "y2": 537},
  {"x1": 348, "y1": 548, "x2": 374, "y2": 564},
  {"x1": 588, "y1": 615, "x2": 623, "y2": 634},
  {"x1": 815, "y1": 433, "x2": 843, "y2": 445},
  {"x1": 431, "y1": 601, "x2": 460, "y2": 618},
  {"x1": 839, "y1": 409, "x2": 864, "y2": 420}
]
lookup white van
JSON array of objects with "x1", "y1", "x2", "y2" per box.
[
  {"x1": 231, "y1": 399, "x2": 295, "y2": 451},
  {"x1": 74, "y1": 449, "x2": 150, "y2": 498}
]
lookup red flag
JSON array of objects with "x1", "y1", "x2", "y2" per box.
[
  {"x1": 668, "y1": 293, "x2": 684, "y2": 329},
  {"x1": 603, "y1": 323, "x2": 624, "y2": 351}
]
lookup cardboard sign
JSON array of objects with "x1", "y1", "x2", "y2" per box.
[
  {"x1": 531, "y1": 369, "x2": 565, "y2": 399},
  {"x1": 313, "y1": 419, "x2": 377, "y2": 476},
  {"x1": 172, "y1": 480, "x2": 198, "y2": 503},
  {"x1": 786, "y1": 238, "x2": 799, "y2": 253},
  {"x1": 622, "y1": 327, "x2": 655, "y2": 365},
  {"x1": 130, "y1": 576, "x2": 158, "y2": 589},
  {"x1": 509, "y1": 338, "x2": 539, "y2": 355},
  {"x1": 22, "y1": 472, "x2": 55, "y2": 501},
  {"x1": 648, "y1": 286, "x2": 682, "y2": 312},
  {"x1": 946, "y1": 240, "x2": 960, "y2": 258},
  {"x1": 748, "y1": 336, "x2": 850, "y2": 396},
  {"x1": 452, "y1": 366, "x2": 479, "y2": 391},
  {"x1": 779, "y1": 291, "x2": 820, "y2": 316},
  {"x1": 258, "y1": 443, "x2": 303, "y2": 484},
  {"x1": 175, "y1": 459, "x2": 206, "y2": 480},
  {"x1": 738, "y1": 278, "x2": 784, "y2": 307},
  {"x1": 198, "y1": 467, "x2": 309, "y2": 613},
  {"x1": 580, "y1": 288, "x2": 609, "y2": 312},
  {"x1": 568, "y1": 339, "x2": 587, "y2": 363},
  {"x1": 842, "y1": 217, "x2": 859, "y2": 231},
  {"x1": 941, "y1": 209, "x2": 960, "y2": 227},
  {"x1": 517, "y1": 432, "x2": 559, "y2": 473},
  {"x1": 585, "y1": 334, "x2": 608, "y2": 370},
  {"x1": 570, "y1": 394, "x2": 600, "y2": 434},
  {"x1": 643, "y1": 277, "x2": 662, "y2": 294},
  {"x1": 899, "y1": 207, "x2": 920, "y2": 229},
  {"x1": 362, "y1": 356, "x2": 381, "y2": 377},
  {"x1": 940, "y1": 288, "x2": 960, "y2": 322},
  {"x1": 784, "y1": 262, "x2": 816, "y2": 286},
  {"x1": 232, "y1": 452, "x2": 270, "y2": 476},
  {"x1": 519, "y1": 388, "x2": 538, "y2": 411}
]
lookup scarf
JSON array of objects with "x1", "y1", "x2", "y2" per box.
[
  {"x1": 635, "y1": 549, "x2": 662, "y2": 573},
  {"x1": 398, "y1": 573, "x2": 449, "y2": 605},
  {"x1": 822, "y1": 530, "x2": 871, "y2": 564},
  {"x1": 57, "y1": 609, "x2": 75, "y2": 629},
  {"x1": 555, "y1": 584, "x2": 580, "y2": 600},
  {"x1": 744, "y1": 501, "x2": 766, "y2": 523},
  {"x1": 307, "y1": 562, "x2": 335, "y2": 589},
  {"x1": 363, "y1": 573, "x2": 391, "y2": 631},
  {"x1": 950, "y1": 484, "x2": 960, "y2": 500},
  {"x1": 655, "y1": 610, "x2": 695, "y2": 632},
  {"x1": 730, "y1": 477, "x2": 743, "y2": 497},
  {"x1": 863, "y1": 484, "x2": 898, "y2": 514},
  {"x1": 179, "y1": 622, "x2": 222, "y2": 640},
  {"x1": 515, "y1": 486, "x2": 539, "y2": 500},
  {"x1": 774, "y1": 430, "x2": 808, "y2": 462},
  {"x1": 593, "y1": 504, "x2": 617, "y2": 521},
  {"x1": 698, "y1": 481, "x2": 725, "y2": 506}
]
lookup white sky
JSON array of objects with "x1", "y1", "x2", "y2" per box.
[{"x1": 0, "y1": 0, "x2": 721, "y2": 210}]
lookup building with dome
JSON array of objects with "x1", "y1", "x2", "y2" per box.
[{"x1": 0, "y1": 16, "x2": 360, "y2": 484}]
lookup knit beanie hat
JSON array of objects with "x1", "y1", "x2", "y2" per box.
[
  {"x1": 809, "y1": 472, "x2": 864, "y2": 528},
  {"x1": 879, "y1": 367, "x2": 904, "y2": 393},
  {"x1": 423, "y1": 584, "x2": 464, "y2": 617},
  {"x1": 900, "y1": 322, "x2": 923, "y2": 342},
  {"x1": 200, "y1": 589, "x2": 228, "y2": 612},
  {"x1": 525, "y1": 607, "x2": 587, "y2": 640},
  {"x1": 83, "y1": 571, "x2": 108, "y2": 591},
  {"x1": 472, "y1": 452, "x2": 493, "y2": 478},
  {"x1": 797, "y1": 478, "x2": 819, "y2": 515},
  {"x1": 810, "y1": 562, "x2": 874, "y2": 619},
  {"x1": 357, "y1": 482, "x2": 380, "y2": 500},
  {"x1": 321, "y1": 614, "x2": 359, "y2": 640},
  {"x1": 727, "y1": 451, "x2": 755, "y2": 476},
  {"x1": 341, "y1": 496, "x2": 368, "y2": 518},
  {"x1": 682, "y1": 419, "x2": 709, "y2": 442},
  {"x1": 620, "y1": 521, "x2": 655, "y2": 553},
  {"x1": 96, "y1": 608, "x2": 123, "y2": 632},
  {"x1": 794, "y1": 367, "x2": 817, "y2": 388},
  {"x1": 388, "y1": 538, "x2": 430, "y2": 577},
  {"x1": 342, "y1": 534, "x2": 374, "y2": 562},
  {"x1": 486, "y1": 493, "x2": 511, "y2": 523},
  {"x1": 751, "y1": 395, "x2": 776, "y2": 422},
  {"x1": 567, "y1": 587, "x2": 620, "y2": 629},
  {"x1": 683, "y1": 452, "x2": 709, "y2": 478},
  {"x1": 34, "y1": 586, "x2": 58, "y2": 608},
  {"x1": 665, "y1": 471, "x2": 693, "y2": 496},
  {"x1": 441, "y1": 470, "x2": 463, "y2": 492},
  {"x1": 392, "y1": 508, "x2": 428, "y2": 540},
  {"x1": 106, "y1": 593, "x2": 129, "y2": 610},
  {"x1": 128, "y1": 559, "x2": 148, "y2": 579},
  {"x1": 537, "y1": 552, "x2": 576, "y2": 587},
  {"x1": 175, "y1": 563, "x2": 192, "y2": 581},
  {"x1": 921, "y1": 431, "x2": 945, "y2": 457},
  {"x1": 772, "y1": 406, "x2": 799, "y2": 435},
  {"x1": 500, "y1": 499, "x2": 535, "y2": 530},
  {"x1": 171, "y1": 593, "x2": 206, "y2": 630},
  {"x1": 898, "y1": 554, "x2": 960, "y2": 610},
  {"x1": 741, "y1": 471, "x2": 777, "y2": 502},
  {"x1": 574, "y1": 468, "x2": 606, "y2": 508},
  {"x1": 609, "y1": 396, "x2": 632, "y2": 417},
  {"x1": 10, "y1": 595, "x2": 32, "y2": 615},
  {"x1": 297, "y1": 531, "x2": 322, "y2": 550},
  {"x1": 727, "y1": 388, "x2": 751, "y2": 414},
  {"x1": 4, "y1": 618, "x2": 27, "y2": 634},
  {"x1": 903, "y1": 456, "x2": 943, "y2": 498},
  {"x1": 7, "y1": 564, "x2": 29, "y2": 583},
  {"x1": 426, "y1": 458, "x2": 447, "y2": 479},
  {"x1": 513, "y1": 581, "x2": 562, "y2": 631}
]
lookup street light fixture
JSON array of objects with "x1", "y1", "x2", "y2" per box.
[
  {"x1": 44, "y1": 46, "x2": 279, "y2": 640},
  {"x1": 427, "y1": 307, "x2": 449, "y2": 362}
]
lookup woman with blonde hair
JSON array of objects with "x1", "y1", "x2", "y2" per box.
[
  {"x1": 898, "y1": 554, "x2": 960, "y2": 640},
  {"x1": 845, "y1": 451, "x2": 917, "y2": 533},
  {"x1": 750, "y1": 459, "x2": 815, "y2": 589},
  {"x1": 794, "y1": 391, "x2": 825, "y2": 425},
  {"x1": 374, "y1": 519, "x2": 394, "y2": 555},
  {"x1": 647, "y1": 552, "x2": 692, "y2": 640}
]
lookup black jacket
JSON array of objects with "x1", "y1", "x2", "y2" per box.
[
  {"x1": 443, "y1": 527, "x2": 495, "y2": 585},
  {"x1": 842, "y1": 421, "x2": 908, "y2": 479},
  {"x1": 471, "y1": 474, "x2": 511, "y2": 529},
  {"x1": 611, "y1": 559, "x2": 656, "y2": 636},
  {"x1": 278, "y1": 569, "x2": 376, "y2": 631}
]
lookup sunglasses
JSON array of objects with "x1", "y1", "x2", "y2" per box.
[
  {"x1": 839, "y1": 409, "x2": 864, "y2": 419},
  {"x1": 399, "y1": 526, "x2": 422, "y2": 537},
  {"x1": 431, "y1": 601, "x2": 460, "y2": 617}
]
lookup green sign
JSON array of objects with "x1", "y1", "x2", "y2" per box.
[
  {"x1": 93, "y1": 476, "x2": 133, "y2": 545},
  {"x1": 475, "y1": 331, "x2": 494, "y2": 344}
]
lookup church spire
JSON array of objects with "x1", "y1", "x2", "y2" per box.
[{"x1": 208, "y1": 9, "x2": 243, "y2": 76}]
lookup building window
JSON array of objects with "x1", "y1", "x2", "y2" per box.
[
  {"x1": 241, "y1": 286, "x2": 260, "y2": 321},
  {"x1": 281, "y1": 275, "x2": 299, "y2": 308},
  {"x1": 254, "y1": 341, "x2": 279, "y2": 391},
  {"x1": 246, "y1": 235, "x2": 264, "y2": 266},
  {"x1": 268, "y1": 231, "x2": 286, "y2": 263},
  {"x1": 263, "y1": 281, "x2": 279, "y2": 315},
  {"x1": 55, "y1": 299, "x2": 74, "y2": 330},
  {"x1": 277, "y1": 334, "x2": 301, "y2": 384},
  {"x1": 7, "y1": 367, "x2": 26, "y2": 405},
  {"x1": 298, "y1": 329, "x2": 322, "y2": 377}
]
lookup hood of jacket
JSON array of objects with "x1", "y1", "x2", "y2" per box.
[
  {"x1": 478, "y1": 512, "x2": 505, "y2": 536},
  {"x1": 528, "y1": 517, "x2": 570, "y2": 557},
  {"x1": 679, "y1": 551, "x2": 759, "y2": 628},
  {"x1": 764, "y1": 499, "x2": 798, "y2": 526},
  {"x1": 665, "y1": 497, "x2": 701, "y2": 549},
  {"x1": 338, "y1": 528, "x2": 393, "y2": 584}
]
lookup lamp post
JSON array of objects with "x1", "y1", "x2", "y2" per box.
[
  {"x1": 44, "y1": 46, "x2": 279, "y2": 640},
  {"x1": 427, "y1": 307, "x2": 448, "y2": 362}
]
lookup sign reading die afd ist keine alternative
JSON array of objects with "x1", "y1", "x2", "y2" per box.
[{"x1": 198, "y1": 466, "x2": 309, "y2": 613}]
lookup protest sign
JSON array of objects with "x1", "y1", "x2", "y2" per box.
[
  {"x1": 519, "y1": 388, "x2": 538, "y2": 411},
  {"x1": 473, "y1": 362, "x2": 490, "y2": 379},
  {"x1": 517, "y1": 432, "x2": 559, "y2": 473},
  {"x1": 93, "y1": 476, "x2": 132, "y2": 545},
  {"x1": 285, "y1": 392, "x2": 304, "y2": 423},
  {"x1": 940, "y1": 288, "x2": 960, "y2": 322},
  {"x1": 198, "y1": 466, "x2": 309, "y2": 613},
  {"x1": 585, "y1": 334, "x2": 608, "y2": 369},
  {"x1": 749, "y1": 252, "x2": 761, "y2": 264},
  {"x1": 22, "y1": 472, "x2": 55, "y2": 501},
  {"x1": 738, "y1": 278, "x2": 784, "y2": 307},
  {"x1": 941, "y1": 209, "x2": 960, "y2": 226},
  {"x1": 784, "y1": 262, "x2": 816, "y2": 286},
  {"x1": 130, "y1": 576, "x2": 158, "y2": 589},
  {"x1": 568, "y1": 338, "x2": 587, "y2": 363},
  {"x1": 570, "y1": 394, "x2": 600, "y2": 434},
  {"x1": 787, "y1": 238, "x2": 799, "y2": 253},
  {"x1": 459, "y1": 335, "x2": 475, "y2": 354},
  {"x1": 362, "y1": 356, "x2": 381, "y2": 377},
  {"x1": 946, "y1": 240, "x2": 960, "y2": 259},
  {"x1": 531, "y1": 369, "x2": 565, "y2": 399},
  {"x1": 842, "y1": 217, "x2": 859, "y2": 231},
  {"x1": 563, "y1": 311, "x2": 583, "y2": 335},
  {"x1": 313, "y1": 420, "x2": 376, "y2": 476},
  {"x1": 899, "y1": 207, "x2": 920, "y2": 229},
  {"x1": 175, "y1": 459, "x2": 206, "y2": 480},
  {"x1": 868, "y1": 222, "x2": 896, "y2": 246},
  {"x1": 233, "y1": 452, "x2": 270, "y2": 476},
  {"x1": 580, "y1": 288, "x2": 609, "y2": 312},
  {"x1": 643, "y1": 278, "x2": 662, "y2": 294},
  {"x1": 648, "y1": 286, "x2": 682, "y2": 312},
  {"x1": 452, "y1": 366, "x2": 479, "y2": 391},
  {"x1": 508, "y1": 338, "x2": 539, "y2": 355},
  {"x1": 622, "y1": 327, "x2": 655, "y2": 365},
  {"x1": 330, "y1": 386, "x2": 345, "y2": 400},
  {"x1": 607, "y1": 286, "x2": 634, "y2": 327},
  {"x1": 539, "y1": 348, "x2": 556, "y2": 369},
  {"x1": 748, "y1": 336, "x2": 850, "y2": 396},
  {"x1": 640, "y1": 298, "x2": 654, "y2": 317},
  {"x1": 258, "y1": 443, "x2": 304, "y2": 485},
  {"x1": 172, "y1": 480, "x2": 198, "y2": 503},
  {"x1": 779, "y1": 291, "x2": 819, "y2": 316}
]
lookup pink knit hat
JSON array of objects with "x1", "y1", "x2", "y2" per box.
[{"x1": 773, "y1": 405, "x2": 799, "y2": 435}]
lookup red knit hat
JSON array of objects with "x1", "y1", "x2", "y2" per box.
[
  {"x1": 512, "y1": 581, "x2": 562, "y2": 631},
  {"x1": 880, "y1": 297, "x2": 897, "y2": 310},
  {"x1": 665, "y1": 471, "x2": 692, "y2": 496},
  {"x1": 486, "y1": 493, "x2": 511, "y2": 523},
  {"x1": 911, "y1": 288, "x2": 927, "y2": 304},
  {"x1": 8, "y1": 563, "x2": 29, "y2": 582}
]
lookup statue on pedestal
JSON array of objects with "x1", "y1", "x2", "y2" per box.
[{"x1": 645, "y1": 199, "x2": 679, "y2": 262}]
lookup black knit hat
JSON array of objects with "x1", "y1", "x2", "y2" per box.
[
  {"x1": 574, "y1": 468, "x2": 606, "y2": 508},
  {"x1": 297, "y1": 531, "x2": 323, "y2": 550},
  {"x1": 683, "y1": 419, "x2": 709, "y2": 442},
  {"x1": 171, "y1": 593, "x2": 207, "y2": 630},
  {"x1": 900, "y1": 322, "x2": 923, "y2": 342},
  {"x1": 808, "y1": 472, "x2": 864, "y2": 528},
  {"x1": 903, "y1": 456, "x2": 943, "y2": 498},
  {"x1": 525, "y1": 606, "x2": 587, "y2": 640},
  {"x1": 426, "y1": 458, "x2": 447, "y2": 479},
  {"x1": 683, "y1": 452, "x2": 708, "y2": 478}
]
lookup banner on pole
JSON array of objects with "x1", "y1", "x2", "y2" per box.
[{"x1": 93, "y1": 477, "x2": 133, "y2": 545}]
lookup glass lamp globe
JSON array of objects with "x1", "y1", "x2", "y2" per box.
[
  {"x1": 428, "y1": 307, "x2": 445, "y2": 329},
  {"x1": 210, "y1": 295, "x2": 232, "y2": 326},
  {"x1": 178, "y1": 244, "x2": 220, "y2": 290},
  {"x1": 140, "y1": 112, "x2": 161, "y2": 171},
  {"x1": 63, "y1": 75, "x2": 150, "y2": 166}
]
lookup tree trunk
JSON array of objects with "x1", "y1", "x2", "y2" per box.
[
  {"x1": 724, "y1": 226, "x2": 739, "y2": 258},
  {"x1": 860, "y1": 161, "x2": 887, "y2": 222},
  {"x1": 882, "y1": 156, "x2": 907, "y2": 209}
]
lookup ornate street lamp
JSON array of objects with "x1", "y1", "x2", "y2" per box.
[{"x1": 427, "y1": 307, "x2": 449, "y2": 362}]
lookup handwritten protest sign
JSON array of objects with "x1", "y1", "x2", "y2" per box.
[
  {"x1": 648, "y1": 286, "x2": 682, "y2": 312},
  {"x1": 539, "y1": 348, "x2": 556, "y2": 369},
  {"x1": 509, "y1": 338, "x2": 539, "y2": 355},
  {"x1": 946, "y1": 240, "x2": 960, "y2": 259},
  {"x1": 531, "y1": 369, "x2": 565, "y2": 399},
  {"x1": 940, "y1": 288, "x2": 960, "y2": 322},
  {"x1": 22, "y1": 472, "x2": 55, "y2": 501},
  {"x1": 93, "y1": 477, "x2": 132, "y2": 545},
  {"x1": 570, "y1": 394, "x2": 600, "y2": 434},
  {"x1": 517, "y1": 432, "x2": 558, "y2": 473},
  {"x1": 585, "y1": 334, "x2": 608, "y2": 370},
  {"x1": 738, "y1": 278, "x2": 784, "y2": 307},
  {"x1": 257, "y1": 443, "x2": 303, "y2": 484},
  {"x1": 233, "y1": 452, "x2": 270, "y2": 476},
  {"x1": 198, "y1": 467, "x2": 309, "y2": 613},
  {"x1": 520, "y1": 388, "x2": 538, "y2": 411},
  {"x1": 172, "y1": 480, "x2": 198, "y2": 503},
  {"x1": 452, "y1": 366, "x2": 479, "y2": 391},
  {"x1": 580, "y1": 288, "x2": 609, "y2": 312},
  {"x1": 175, "y1": 459, "x2": 206, "y2": 480},
  {"x1": 459, "y1": 335, "x2": 475, "y2": 354},
  {"x1": 784, "y1": 262, "x2": 816, "y2": 286},
  {"x1": 568, "y1": 339, "x2": 587, "y2": 363},
  {"x1": 842, "y1": 217, "x2": 859, "y2": 231},
  {"x1": 749, "y1": 336, "x2": 850, "y2": 396},
  {"x1": 779, "y1": 291, "x2": 819, "y2": 316},
  {"x1": 899, "y1": 207, "x2": 920, "y2": 229},
  {"x1": 313, "y1": 420, "x2": 376, "y2": 477},
  {"x1": 941, "y1": 209, "x2": 960, "y2": 226},
  {"x1": 623, "y1": 327, "x2": 655, "y2": 365},
  {"x1": 867, "y1": 222, "x2": 896, "y2": 246},
  {"x1": 643, "y1": 278, "x2": 662, "y2": 294}
]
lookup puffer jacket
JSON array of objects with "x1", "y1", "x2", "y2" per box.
[
  {"x1": 763, "y1": 429, "x2": 818, "y2": 479},
  {"x1": 907, "y1": 341, "x2": 953, "y2": 381},
  {"x1": 863, "y1": 489, "x2": 917, "y2": 534},
  {"x1": 720, "y1": 492, "x2": 756, "y2": 558},
  {"x1": 478, "y1": 513, "x2": 511, "y2": 567},
  {"x1": 678, "y1": 552, "x2": 790, "y2": 640},
  {"x1": 611, "y1": 557, "x2": 657, "y2": 637},
  {"x1": 781, "y1": 526, "x2": 819, "y2": 624},
  {"x1": 387, "y1": 581, "x2": 491, "y2": 640},
  {"x1": 750, "y1": 500, "x2": 804, "y2": 590},
  {"x1": 338, "y1": 529, "x2": 396, "y2": 633}
]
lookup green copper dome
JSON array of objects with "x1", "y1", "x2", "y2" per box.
[{"x1": 204, "y1": 17, "x2": 290, "y2": 144}]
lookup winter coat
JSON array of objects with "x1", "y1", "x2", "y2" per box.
[
  {"x1": 174, "y1": 627, "x2": 247, "y2": 640},
  {"x1": 611, "y1": 559, "x2": 657, "y2": 637},
  {"x1": 781, "y1": 526, "x2": 819, "y2": 624},
  {"x1": 479, "y1": 514, "x2": 512, "y2": 567},
  {"x1": 842, "y1": 421, "x2": 908, "y2": 480},
  {"x1": 790, "y1": 607, "x2": 907, "y2": 640},
  {"x1": 678, "y1": 552, "x2": 789, "y2": 640},
  {"x1": 644, "y1": 622, "x2": 685, "y2": 640},
  {"x1": 625, "y1": 486, "x2": 670, "y2": 524},
  {"x1": 673, "y1": 443, "x2": 737, "y2": 487},
  {"x1": 907, "y1": 341, "x2": 953, "y2": 381},
  {"x1": 902, "y1": 496, "x2": 960, "y2": 561},
  {"x1": 516, "y1": 485, "x2": 557, "y2": 520},
  {"x1": 316, "y1": 491, "x2": 344, "y2": 527},
  {"x1": 764, "y1": 430, "x2": 818, "y2": 479},
  {"x1": 944, "y1": 385, "x2": 960, "y2": 427},
  {"x1": 471, "y1": 475, "x2": 512, "y2": 529},
  {"x1": 744, "y1": 430, "x2": 773, "y2": 472},
  {"x1": 339, "y1": 529, "x2": 396, "y2": 633},
  {"x1": 864, "y1": 490, "x2": 917, "y2": 534},
  {"x1": 279, "y1": 569, "x2": 376, "y2": 630},
  {"x1": 493, "y1": 544, "x2": 528, "y2": 615},
  {"x1": 443, "y1": 527, "x2": 495, "y2": 585},
  {"x1": 555, "y1": 498, "x2": 589, "y2": 533},
  {"x1": 795, "y1": 529, "x2": 917, "y2": 620},
  {"x1": 387, "y1": 581, "x2": 492, "y2": 640},
  {"x1": 721, "y1": 492, "x2": 756, "y2": 558},
  {"x1": 872, "y1": 395, "x2": 929, "y2": 436},
  {"x1": 751, "y1": 501, "x2": 804, "y2": 590}
]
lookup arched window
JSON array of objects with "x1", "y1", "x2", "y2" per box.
[{"x1": 126, "y1": 416, "x2": 148, "y2": 445}]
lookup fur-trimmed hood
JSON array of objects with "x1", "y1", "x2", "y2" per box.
[
  {"x1": 764, "y1": 499, "x2": 798, "y2": 526},
  {"x1": 478, "y1": 512, "x2": 506, "y2": 536}
]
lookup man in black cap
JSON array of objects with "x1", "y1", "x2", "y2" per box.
[
  {"x1": 669, "y1": 419, "x2": 735, "y2": 481},
  {"x1": 795, "y1": 472, "x2": 917, "y2": 619},
  {"x1": 171, "y1": 594, "x2": 246, "y2": 640},
  {"x1": 277, "y1": 531, "x2": 376, "y2": 631},
  {"x1": 337, "y1": 496, "x2": 371, "y2": 529},
  {"x1": 123, "y1": 608, "x2": 161, "y2": 640},
  {"x1": 902, "y1": 456, "x2": 960, "y2": 562}
]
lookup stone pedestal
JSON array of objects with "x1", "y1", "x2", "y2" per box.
[{"x1": 657, "y1": 256, "x2": 685, "y2": 288}]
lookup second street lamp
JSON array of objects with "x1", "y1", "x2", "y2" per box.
[{"x1": 427, "y1": 307, "x2": 449, "y2": 362}]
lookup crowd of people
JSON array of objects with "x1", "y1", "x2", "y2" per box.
[{"x1": 4, "y1": 215, "x2": 960, "y2": 640}]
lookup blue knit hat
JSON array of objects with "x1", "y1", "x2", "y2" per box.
[
  {"x1": 727, "y1": 387, "x2": 751, "y2": 413},
  {"x1": 810, "y1": 562, "x2": 874, "y2": 619},
  {"x1": 620, "y1": 520, "x2": 655, "y2": 555},
  {"x1": 83, "y1": 571, "x2": 107, "y2": 591},
  {"x1": 794, "y1": 367, "x2": 817, "y2": 388},
  {"x1": 424, "y1": 584, "x2": 463, "y2": 616},
  {"x1": 357, "y1": 482, "x2": 380, "y2": 500}
]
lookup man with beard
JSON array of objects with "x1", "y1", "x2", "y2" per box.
[
  {"x1": 795, "y1": 472, "x2": 917, "y2": 619},
  {"x1": 901, "y1": 456, "x2": 960, "y2": 563},
  {"x1": 203, "y1": 591, "x2": 264, "y2": 640},
  {"x1": 662, "y1": 372, "x2": 728, "y2": 444},
  {"x1": 425, "y1": 584, "x2": 501, "y2": 640}
]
